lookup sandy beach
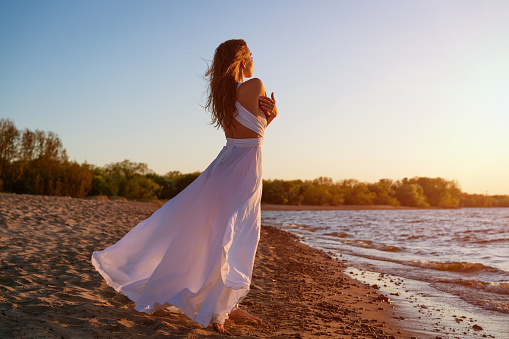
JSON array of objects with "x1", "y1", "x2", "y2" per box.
[{"x1": 0, "y1": 193, "x2": 417, "y2": 338}]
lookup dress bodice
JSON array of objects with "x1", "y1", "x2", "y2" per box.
[{"x1": 234, "y1": 102, "x2": 266, "y2": 137}]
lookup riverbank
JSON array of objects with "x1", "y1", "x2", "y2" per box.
[
  {"x1": 262, "y1": 208, "x2": 507, "y2": 338},
  {"x1": 0, "y1": 193, "x2": 416, "y2": 338},
  {"x1": 261, "y1": 203, "x2": 416, "y2": 211}
]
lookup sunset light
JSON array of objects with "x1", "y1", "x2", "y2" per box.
[
  {"x1": 1, "y1": 1, "x2": 508, "y2": 195},
  {"x1": 1, "y1": 2, "x2": 508, "y2": 338}
]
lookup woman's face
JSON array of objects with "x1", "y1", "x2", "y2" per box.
[{"x1": 243, "y1": 46, "x2": 254, "y2": 79}]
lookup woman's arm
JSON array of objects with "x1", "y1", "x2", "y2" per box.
[
  {"x1": 259, "y1": 92, "x2": 277, "y2": 126},
  {"x1": 237, "y1": 78, "x2": 277, "y2": 126}
]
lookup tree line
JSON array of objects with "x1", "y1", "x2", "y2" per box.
[
  {"x1": 262, "y1": 177, "x2": 509, "y2": 208},
  {"x1": 1, "y1": 119, "x2": 508, "y2": 208},
  {"x1": 0, "y1": 119, "x2": 92, "y2": 197},
  {"x1": 0, "y1": 120, "x2": 200, "y2": 200}
]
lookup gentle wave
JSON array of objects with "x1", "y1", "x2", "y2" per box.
[
  {"x1": 471, "y1": 238, "x2": 509, "y2": 244},
  {"x1": 439, "y1": 279, "x2": 509, "y2": 314},
  {"x1": 412, "y1": 260, "x2": 500, "y2": 273},
  {"x1": 316, "y1": 232, "x2": 403, "y2": 252},
  {"x1": 463, "y1": 228, "x2": 497, "y2": 234},
  {"x1": 264, "y1": 221, "x2": 323, "y2": 233},
  {"x1": 262, "y1": 209, "x2": 509, "y2": 321},
  {"x1": 405, "y1": 235, "x2": 424, "y2": 240},
  {"x1": 273, "y1": 220, "x2": 504, "y2": 272},
  {"x1": 449, "y1": 279, "x2": 509, "y2": 295},
  {"x1": 482, "y1": 302, "x2": 509, "y2": 314},
  {"x1": 342, "y1": 239, "x2": 403, "y2": 252},
  {"x1": 323, "y1": 231, "x2": 349, "y2": 238},
  {"x1": 270, "y1": 221, "x2": 404, "y2": 252}
]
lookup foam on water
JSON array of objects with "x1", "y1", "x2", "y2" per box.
[
  {"x1": 262, "y1": 208, "x2": 509, "y2": 337},
  {"x1": 412, "y1": 260, "x2": 502, "y2": 274}
]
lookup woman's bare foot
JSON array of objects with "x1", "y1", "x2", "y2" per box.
[
  {"x1": 212, "y1": 322, "x2": 227, "y2": 333},
  {"x1": 229, "y1": 308, "x2": 262, "y2": 322}
]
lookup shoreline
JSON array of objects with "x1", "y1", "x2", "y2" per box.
[
  {"x1": 264, "y1": 209, "x2": 506, "y2": 338},
  {"x1": 262, "y1": 203, "x2": 509, "y2": 211},
  {"x1": 0, "y1": 193, "x2": 417, "y2": 338},
  {"x1": 261, "y1": 203, "x2": 416, "y2": 211}
]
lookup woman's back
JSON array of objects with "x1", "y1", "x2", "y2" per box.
[{"x1": 224, "y1": 78, "x2": 266, "y2": 139}]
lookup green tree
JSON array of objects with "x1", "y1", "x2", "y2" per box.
[
  {"x1": 89, "y1": 168, "x2": 119, "y2": 197},
  {"x1": 409, "y1": 177, "x2": 460, "y2": 208},
  {"x1": 174, "y1": 172, "x2": 201, "y2": 196},
  {"x1": 262, "y1": 179, "x2": 290, "y2": 204},
  {"x1": 368, "y1": 179, "x2": 400, "y2": 206},
  {"x1": 262, "y1": 179, "x2": 304, "y2": 205},
  {"x1": 146, "y1": 173, "x2": 177, "y2": 199},
  {"x1": 395, "y1": 183, "x2": 429, "y2": 208},
  {"x1": 61, "y1": 161, "x2": 93, "y2": 198},
  {"x1": 340, "y1": 179, "x2": 375, "y2": 205},
  {"x1": 0, "y1": 119, "x2": 20, "y2": 192},
  {"x1": 327, "y1": 183, "x2": 345, "y2": 206},
  {"x1": 493, "y1": 195, "x2": 509, "y2": 207},
  {"x1": 102, "y1": 160, "x2": 152, "y2": 196},
  {"x1": 124, "y1": 175, "x2": 161, "y2": 200},
  {"x1": 301, "y1": 184, "x2": 331, "y2": 205},
  {"x1": 284, "y1": 180, "x2": 305, "y2": 205},
  {"x1": 0, "y1": 120, "x2": 93, "y2": 197}
]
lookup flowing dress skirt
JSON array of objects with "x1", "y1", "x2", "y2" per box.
[{"x1": 91, "y1": 137, "x2": 262, "y2": 327}]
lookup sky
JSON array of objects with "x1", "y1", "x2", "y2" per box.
[{"x1": 1, "y1": 0, "x2": 508, "y2": 195}]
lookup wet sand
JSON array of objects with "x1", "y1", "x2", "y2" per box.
[{"x1": 0, "y1": 193, "x2": 417, "y2": 338}]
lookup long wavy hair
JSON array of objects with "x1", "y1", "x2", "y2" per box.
[{"x1": 205, "y1": 39, "x2": 249, "y2": 130}]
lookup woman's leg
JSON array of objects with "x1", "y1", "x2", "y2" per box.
[{"x1": 212, "y1": 322, "x2": 226, "y2": 333}]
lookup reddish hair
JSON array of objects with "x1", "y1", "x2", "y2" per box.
[{"x1": 205, "y1": 39, "x2": 250, "y2": 129}]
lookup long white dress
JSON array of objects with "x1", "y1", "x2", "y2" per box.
[{"x1": 91, "y1": 86, "x2": 267, "y2": 327}]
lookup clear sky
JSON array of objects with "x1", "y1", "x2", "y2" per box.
[{"x1": 1, "y1": 0, "x2": 508, "y2": 195}]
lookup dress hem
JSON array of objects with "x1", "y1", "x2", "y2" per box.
[{"x1": 92, "y1": 251, "x2": 250, "y2": 327}]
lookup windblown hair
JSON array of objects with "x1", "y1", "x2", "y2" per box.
[{"x1": 205, "y1": 39, "x2": 249, "y2": 130}]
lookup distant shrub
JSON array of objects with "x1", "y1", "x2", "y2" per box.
[
  {"x1": 0, "y1": 119, "x2": 92, "y2": 197},
  {"x1": 124, "y1": 175, "x2": 160, "y2": 200},
  {"x1": 395, "y1": 184, "x2": 430, "y2": 208},
  {"x1": 2, "y1": 119, "x2": 507, "y2": 206}
]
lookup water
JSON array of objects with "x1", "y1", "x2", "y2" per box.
[{"x1": 262, "y1": 208, "x2": 509, "y2": 338}]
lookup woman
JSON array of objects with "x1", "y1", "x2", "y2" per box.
[{"x1": 91, "y1": 39, "x2": 277, "y2": 333}]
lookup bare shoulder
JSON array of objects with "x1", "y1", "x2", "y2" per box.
[
  {"x1": 237, "y1": 78, "x2": 266, "y2": 98},
  {"x1": 236, "y1": 78, "x2": 266, "y2": 117}
]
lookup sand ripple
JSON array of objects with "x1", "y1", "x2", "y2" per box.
[{"x1": 0, "y1": 193, "x2": 411, "y2": 338}]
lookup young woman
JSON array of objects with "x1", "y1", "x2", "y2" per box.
[{"x1": 91, "y1": 39, "x2": 277, "y2": 333}]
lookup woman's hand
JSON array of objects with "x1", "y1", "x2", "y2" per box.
[{"x1": 259, "y1": 92, "x2": 277, "y2": 124}]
